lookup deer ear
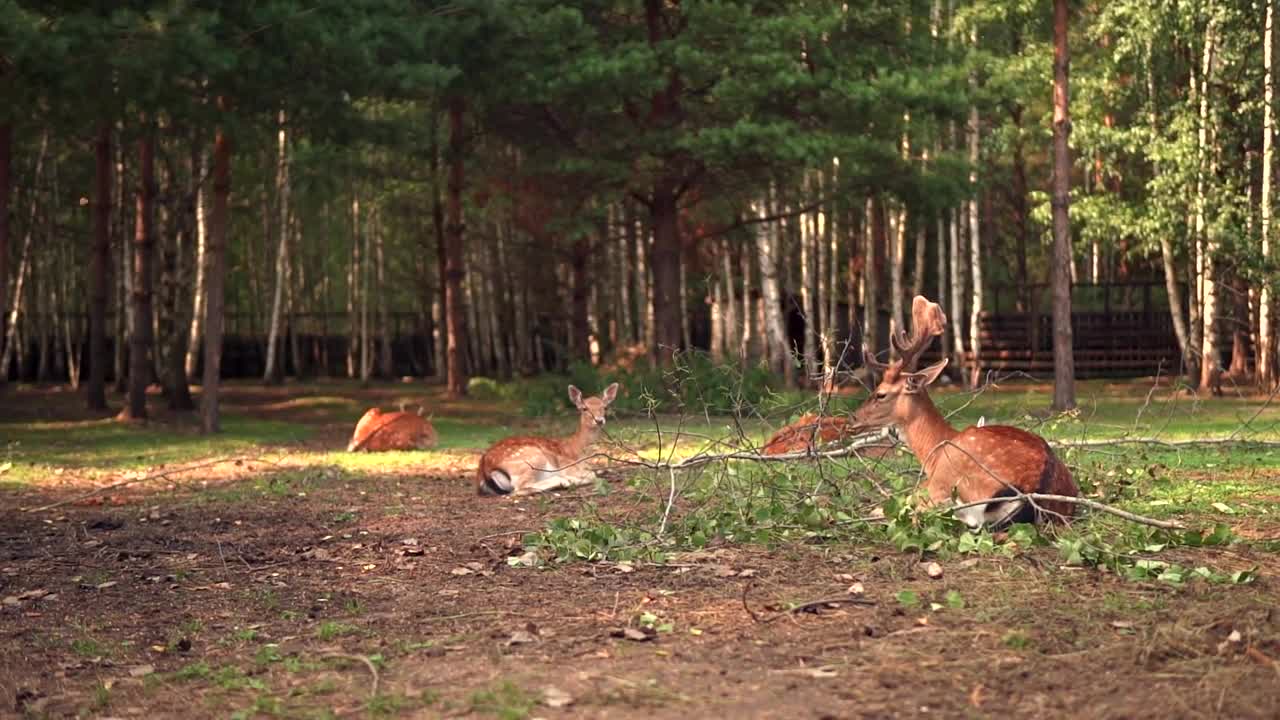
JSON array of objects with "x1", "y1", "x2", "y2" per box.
[
  {"x1": 601, "y1": 382, "x2": 619, "y2": 405},
  {"x1": 567, "y1": 385, "x2": 584, "y2": 408},
  {"x1": 904, "y1": 357, "x2": 948, "y2": 394}
]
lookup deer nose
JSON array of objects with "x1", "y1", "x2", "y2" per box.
[{"x1": 594, "y1": 416, "x2": 606, "y2": 426}]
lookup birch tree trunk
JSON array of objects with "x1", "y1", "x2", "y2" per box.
[
  {"x1": 114, "y1": 136, "x2": 129, "y2": 394},
  {"x1": 1261, "y1": 0, "x2": 1276, "y2": 389},
  {"x1": 0, "y1": 139, "x2": 45, "y2": 380},
  {"x1": 1050, "y1": 0, "x2": 1077, "y2": 410},
  {"x1": 376, "y1": 212, "x2": 392, "y2": 379},
  {"x1": 824, "y1": 190, "x2": 838, "y2": 375},
  {"x1": 740, "y1": 233, "x2": 755, "y2": 362},
  {"x1": 0, "y1": 123, "x2": 9, "y2": 384},
  {"x1": 966, "y1": 61, "x2": 983, "y2": 388},
  {"x1": 801, "y1": 180, "x2": 818, "y2": 383},
  {"x1": 200, "y1": 110, "x2": 231, "y2": 434},
  {"x1": 347, "y1": 195, "x2": 359, "y2": 378},
  {"x1": 756, "y1": 196, "x2": 790, "y2": 383},
  {"x1": 864, "y1": 196, "x2": 879, "y2": 356},
  {"x1": 185, "y1": 142, "x2": 207, "y2": 381},
  {"x1": 1197, "y1": 8, "x2": 1221, "y2": 395},
  {"x1": 263, "y1": 109, "x2": 290, "y2": 385},
  {"x1": 359, "y1": 204, "x2": 371, "y2": 384}
]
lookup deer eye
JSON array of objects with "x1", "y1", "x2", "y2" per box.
[{"x1": 874, "y1": 392, "x2": 888, "y2": 401}]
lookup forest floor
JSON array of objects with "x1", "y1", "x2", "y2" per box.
[{"x1": 2, "y1": 378, "x2": 1280, "y2": 719}]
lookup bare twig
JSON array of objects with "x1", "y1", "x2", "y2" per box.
[
  {"x1": 25, "y1": 454, "x2": 280, "y2": 512},
  {"x1": 945, "y1": 493, "x2": 1188, "y2": 531},
  {"x1": 321, "y1": 652, "x2": 381, "y2": 699},
  {"x1": 742, "y1": 583, "x2": 875, "y2": 624}
]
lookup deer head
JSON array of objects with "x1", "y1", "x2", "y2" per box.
[
  {"x1": 570, "y1": 383, "x2": 619, "y2": 429},
  {"x1": 852, "y1": 296, "x2": 949, "y2": 429}
]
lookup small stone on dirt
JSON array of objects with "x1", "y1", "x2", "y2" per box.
[
  {"x1": 925, "y1": 562, "x2": 943, "y2": 579},
  {"x1": 612, "y1": 627, "x2": 655, "y2": 642},
  {"x1": 847, "y1": 582, "x2": 865, "y2": 595},
  {"x1": 127, "y1": 664, "x2": 155, "y2": 678},
  {"x1": 506, "y1": 630, "x2": 538, "y2": 646},
  {"x1": 450, "y1": 567, "x2": 474, "y2": 576},
  {"x1": 542, "y1": 686, "x2": 574, "y2": 708}
]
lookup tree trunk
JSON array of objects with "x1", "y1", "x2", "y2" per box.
[
  {"x1": 88, "y1": 125, "x2": 112, "y2": 410},
  {"x1": 756, "y1": 195, "x2": 790, "y2": 382},
  {"x1": 949, "y1": 205, "x2": 965, "y2": 368},
  {"x1": 649, "y1": 186, "x2": 683, "y2": 365},
  {"x1": 0, "y1": 123, "x2": 9, "y2": 384},
  {"x1": 740, "y1": 232, "x2": 755, "y2": 362},
  {"x1": 200, "y1": 114, "x2": 230, "y2": 434},
  {"x1": 1261, "y1": 0, "x2": 1277, "y2": 389},
  {"x1": 347, "y1": 195, "x2": 359, "y2": 378},
  {"x1": 722, "y1": 238, "x2": 739, "y2": 362},
  {"x1": 444, "y1": 97, "x2": 469, "y2": 396},
  {"x1": 376, "y1": 211, "x2": 392, "y2": 379},
  {"x1": 1050, "y1": 0, "x2": 1077, "y2": 411},
  {"x1": 288, "y1": 215, "x2": 306, "y2": 379},
  {"x1": 1197, "y1": 9, "x2": 1221, "y2": 395},
  {"x1": 120, "y1": 126, "x2": 156, "y2": 420},
  {"x1": 114, "y1": 137, "x2": 129, "y2": 394},
  {"x1": 359, "y1": 205, "x2": 371, "y2": 385},
  {"x1": 1, "y1": 132, "x2": 46, "y2": 381},
  {"x1": 571, "y1": 235, "x2": 591, "y2": 359},
  {"x1": 263, "y1": 109, "x2": 289, "y2": 385},
  {"x1": 864, "y1": 196, "x2": 880, "y2": 357},
  {"x1": 966, "y1": 51, "x2": 984, "y2": 389},
  {"x1": 185, "y1": 141, "x2": 206, "y2": 381},
  {"x1": 801, "y1": 182, "x2": 818, "y2": 382}
]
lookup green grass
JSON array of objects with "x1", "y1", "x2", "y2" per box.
[
  {"x1": 468, "y1": 681, "x2": 537, "y2": 720},
  {"x1": 0, "y1": 414, "x2": 311, "y2": 484}
]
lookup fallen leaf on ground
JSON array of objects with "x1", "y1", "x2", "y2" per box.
[
  {"x1": 128, "y1": 664, "x2": 155, "y2": 678},
  {"x1": 771, "y1": 666, "x2": 838, "y2": 678},
  {"x1": 925, "y1": 562, "x2": 943, "y2": 579}
]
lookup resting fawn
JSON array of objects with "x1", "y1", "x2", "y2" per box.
[
  {"x1": 853, "y1": 296, "x2": 1079, "y2": 527},
  {"x1": 476, "y1": 383, "x2": 619, "y2": 496},
  {"x1": 347, "y1": 406, "x2": 437, "y2": 452}
]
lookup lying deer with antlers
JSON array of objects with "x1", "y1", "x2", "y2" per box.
[
  {"x1": 476, "y1": 383, "x2": 618, "y2": 496},
  {"x1": 854, "y1": 296, "x2": 1079, "y2": 528}
]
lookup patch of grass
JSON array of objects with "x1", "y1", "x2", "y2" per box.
[
  {"x1": 70, "y1": 636, "x2": 109, "y2": 658},
  {"x1": 1002, "y1": 630, "x2": 1034, "y2": 650},
  {"x1": 315, "y1": 621, "x2": 358, "y2": 640},
  {"x1": 469, "y1": 681, "x2": 537, "y2": 720},
  {"x1": 254, "y1": 644, "x2": 284, "y2": 665},
  {"x1": 0, "y1": 414, "x2": 312, "y2": 484},
  {"x1": 172, "y1": 662, "x2": 214, "y2": 681},
  {"x1": 90, "y1": 682, "x2": 111, "y2": 712}
]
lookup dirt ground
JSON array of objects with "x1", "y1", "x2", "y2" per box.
[{"x1": 2, "y1": 384, "x2": 1280, "y2": 719}]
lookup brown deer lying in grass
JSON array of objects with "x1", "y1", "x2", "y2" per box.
[
  {"x1": 347, "y1": 406, "x2": 437, "y2": 452},
  {"x1": 762, "y1": 414, "x2": 894, "y2": 458},
  {"x1": 854, "y1": 296, "x2": 1079, "y2": 528},
  {"x1": 476, "y1": 383, "x2": 618, "y2": 496}
]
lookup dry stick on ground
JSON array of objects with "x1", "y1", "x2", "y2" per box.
[
  {"x1": 25, "y1": 454, "x2": 284, "y2": 513},
  {"x1": 741, "y1": 582, "x2": 875, "y2": 624},
  {"x1": 320, "y1": 652, "x2": 380, "y2": 699}
]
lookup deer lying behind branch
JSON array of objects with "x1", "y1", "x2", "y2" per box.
[
  {"x1": 476, "y1": 383, "x2": 619, "y2": 496},
  {"x1": 762, "y1": 414, "x2": 895, "y2": 458},
  {"x1": 853, "y1": 295, "x2": 1079, "y2": 528},
  {"x1": 347, "y1": 406, "x2": 437, "y2": 452}
]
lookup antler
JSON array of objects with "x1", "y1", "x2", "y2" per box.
[
  {"x1": 890, "y1": 295, "x2": 947, "y2": 371},
  {"x1": 862, "y1": 344, "x2": 889, "y2": 373}
]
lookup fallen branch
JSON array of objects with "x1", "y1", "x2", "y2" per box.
[
  {"x1": 321, "y1": 652, "x2": 380, "y2": 699},
  {"x1": 25, "y1": 455, "x2": 281, "y2": 513},
  {"x1": 946, "y1": 493, "x2": 1189, "y2": 531},
  {"x1": 742, "y1": 582, "x2": 875, "y2": 624},
  {"x1": 1054, "y1": 437, "x2": 1280, "y2": 450},
  {"x1": 618, "y1": 427, "x2": 895, "y2": 472}
]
